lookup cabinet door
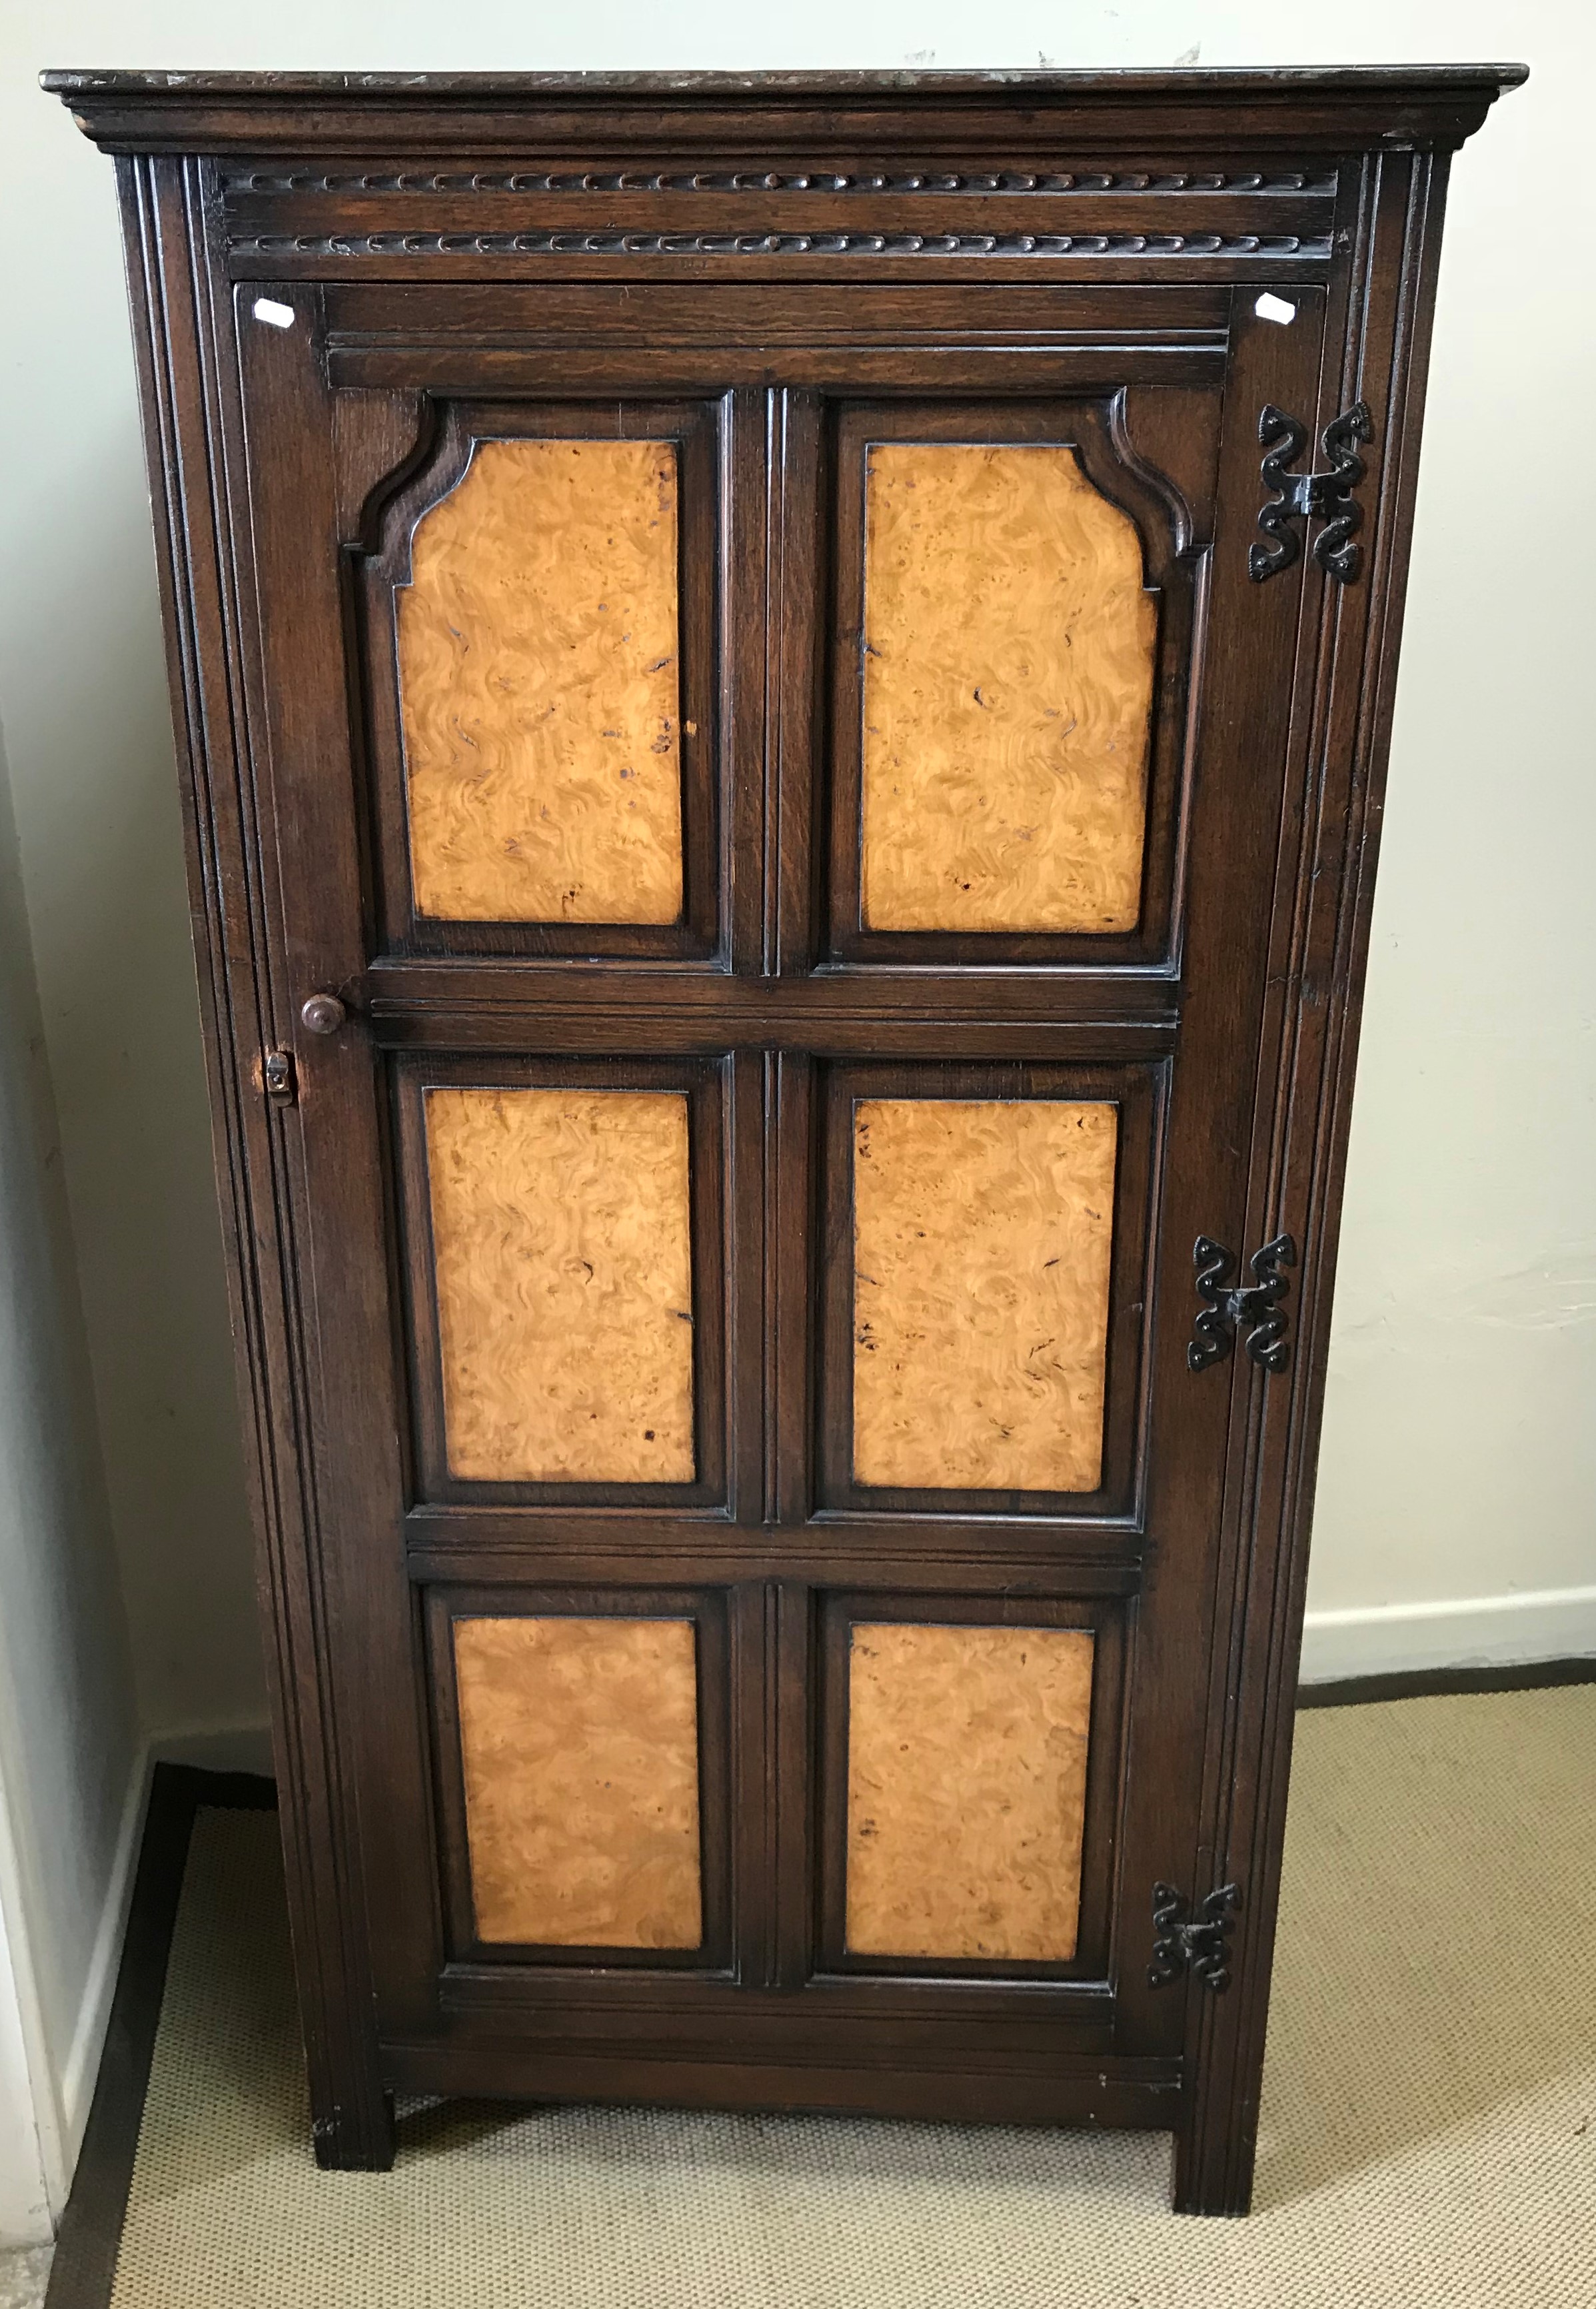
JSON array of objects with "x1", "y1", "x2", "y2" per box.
[{"x1": 235, "y1": 277, "x2": 1325, "y2": 2117}]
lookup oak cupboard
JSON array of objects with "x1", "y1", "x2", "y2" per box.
[{"x1": 49, "y1": 64, "x2": 1523, "y2": 2214}]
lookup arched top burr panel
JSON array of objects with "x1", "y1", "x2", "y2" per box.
[
  {"x1": 355, "y1": 395, "x2": 724, "y2": 960},
  {"x1": 397, "y1": 434, "x2": 684, "y2": 927},
  {"x1": 860, "y1": 442, "x2": 1158, "y2": 936},
  {"x1": 825, "y1": 388, "x2": 1213, "y2": 968}
]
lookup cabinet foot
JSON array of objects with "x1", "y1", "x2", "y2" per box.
[
  {"x1": 312, "y1": 2092, "x2": 396, "y2": 2172},
  {"x1": 1170, "y1": 2096, "x2": 1258, "y2": 2216},
  {"x1": 1170, "y1": 2173, "x2": 1253, "y2": 2218}
]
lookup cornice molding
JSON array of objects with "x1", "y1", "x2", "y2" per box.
[{"x1": 45, "y1": 65, "x2": 1527, "y2": 159}]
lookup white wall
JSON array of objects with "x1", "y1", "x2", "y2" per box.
[
  {"x1": 0, "y1": 1890, "x2": 51, "y2": 2248},
  {"x1": 0, "y1": 720, "x2": 142, "y2": 2242},
  {"x1": 0, "y1": 24, "x2": 265, "y2": 1756},
  {"x1": 0, "y1": 0, "x2": 1588, "y2": 1794}
]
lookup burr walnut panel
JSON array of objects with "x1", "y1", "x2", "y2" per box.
[
  {"x1": 453, "y1": 1613, "x2": 703, "y2": 1948},
  {"x1": 860, "y1": 441, "x2": 1156, "y2": 934},
  {"x1": 845, "y1": 1621, "x2": 1096, "y2": 1962},
  {"x1": 424, "y1": 1086, "x2": 696, "y2": 1484},
  {"x1": 851, "y1": 1098, "x2": 1118, "y2": 1492},
  {"x1": 397, "y1": 435, "x2": 684, "y2": 924}
]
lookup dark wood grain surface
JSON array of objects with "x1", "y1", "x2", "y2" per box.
[{"x1": 55, "y1": 64, "x2": 1522, "y2": 2212}]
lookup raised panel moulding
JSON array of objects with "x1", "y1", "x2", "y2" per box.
[
  {"x1": 454, "y1": 1613, "x2": 704, "y2": 1947},
  {"x1": 398, "y1": 436, "x2": 684, "y2": 924},
  {"x1": 852, "y1": 1098, "x2": 1117, "y2": 1492},
  {"x1": 424, "y1": 1086, "x2": 696, "y2": 1483},
  {"x1": 860, "y1": 441, "x2": 1156, "y2": 933},
  {"x1": 846, "y1": 1621, "x2": 1096, "y2": 1961}
]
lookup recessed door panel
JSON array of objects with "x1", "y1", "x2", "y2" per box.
[
  {"x1": 816, "y1": 1060, "x2": 1158, "y2": 1516},
  {"x1": 851, "y1": 1096, "x2": 1117, "y2": 1493},
  {"x1": 394, "y1": 1056, "x2": 730, "y2": 1509},
  {"x1": 399, "y1": 436, "x2": 685, "y2": 927},
  {"x1": 822, "y1": 394, "x2": 1216, "y2": 968},
  {"x1": 816, "y1": 1591, "x2": 1128, "y2": 1982},
  {"x1": 846, "y1": 1620, "x2": 1095, "y2": 1960},
  {"x1": 355, "y1": 397, "x2": 724, "y2": 960},
  {"x1": 454, "y1": 1612, "x2": 703, "y2": 1948},
  {"x1": 860, "y1": 442, "x2": 1155, "y2": 934},
  {"x1": 427, "y1": 1585, "x2": 732, "y2": 1968},
  {"x1": 424, "y1": 1085, "x2": 696, "y2": 1485}
]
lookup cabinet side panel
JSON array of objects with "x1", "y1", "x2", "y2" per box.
[
  {"x1": 114, "y1": 159, "x2": 393, "y2": 2164},
  {"x1": 1178, "y1": 153, "x2": 1458, "y2": 2216}
]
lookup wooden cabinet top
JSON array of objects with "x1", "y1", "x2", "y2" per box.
[
  {"x1": 47, "y1": 63, "x2": 1525, "y2": 291},
  {"x1": 49, "y1": 64, "x2": 1526, "y2": 156}
]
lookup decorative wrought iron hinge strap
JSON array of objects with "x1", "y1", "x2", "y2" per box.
[
  {"x1": 1250, "y1": 400, "x2": 1373, "y2": 584},
  {"x1": 1149, "y1": 1881, "x2": 1242, "y2": 1992},
  {"x1": 1188, "y1": 1233, "x2": 1296, "y2": 1373}
]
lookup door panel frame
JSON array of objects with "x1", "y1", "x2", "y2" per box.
[
  {"x1": 423, "y1": 1581, "x2": 736, "y2": 1974},
  {"x1": 231, "y1": 274, "x2": 1328, "y2": 2069},
  {"x1": 134, "y1": 198, "x2": 1413, "y2": 2179},
  {"x1": 390, "y1": 1051, "x2": 737, "y2": 1515},
  {"x1": 813, "y1": 1588, "x2": 1130, "y2": 1984},
  {"x1": 808, "y1": 1056, "x2": 1164, "y2": 1525},
  {"x1": 355, "y1": 394, "x2": 730, "y2": 963},
  {"x1": 818, "y1": 390, "x2": 1213, "y2": 970}
]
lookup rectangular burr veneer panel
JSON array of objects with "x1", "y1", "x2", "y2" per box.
[
  {"x1": 398, "y1": 436, "x2": 684, "y2": 924},
  {"x1": 846, "y1": 1622, "x2": 1096, "y2": 1961},
  {"x1": 860, "y1": 442, "x2": 1155, "y2": 933},
  {"x1": 454, "y1": 1614, "x2": 704, "y2": 1948},
  {"x1": 424, "y1": 1086, "x2": 696, "y2": 1483},
  {"x1": 852, "y1": 1098, "x2": 1117, "y2": 1493}
]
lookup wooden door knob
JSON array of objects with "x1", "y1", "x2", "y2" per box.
[{"x1": 300, "y1": 993, "x2": 348, "y2": 1036}]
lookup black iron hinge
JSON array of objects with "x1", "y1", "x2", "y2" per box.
[
  {"x1": 1250, "y1": 401, "x2": 1373, "y2": 584},
  {"x1": 1188, "y1": 1233, "x2": 1296, "y2": 1374},
  {"x1": 1149, "y1": 1881, "x2": 1242, "y2": 1992}
]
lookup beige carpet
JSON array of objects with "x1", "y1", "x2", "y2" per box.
[{"x1": 109, "y1": 1688, "x2": 1595, "y2": 2307}]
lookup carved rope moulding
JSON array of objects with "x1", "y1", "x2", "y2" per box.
[
  {"x1": 224, "y1": 163, "x2": 1336, "y2": 259},
  {"x1": 224, "y1": 167, "x2": 1337, "y2": 195},
  {"x1": 230, "y1": 230, "x2": 1329, "y2": 258}
]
